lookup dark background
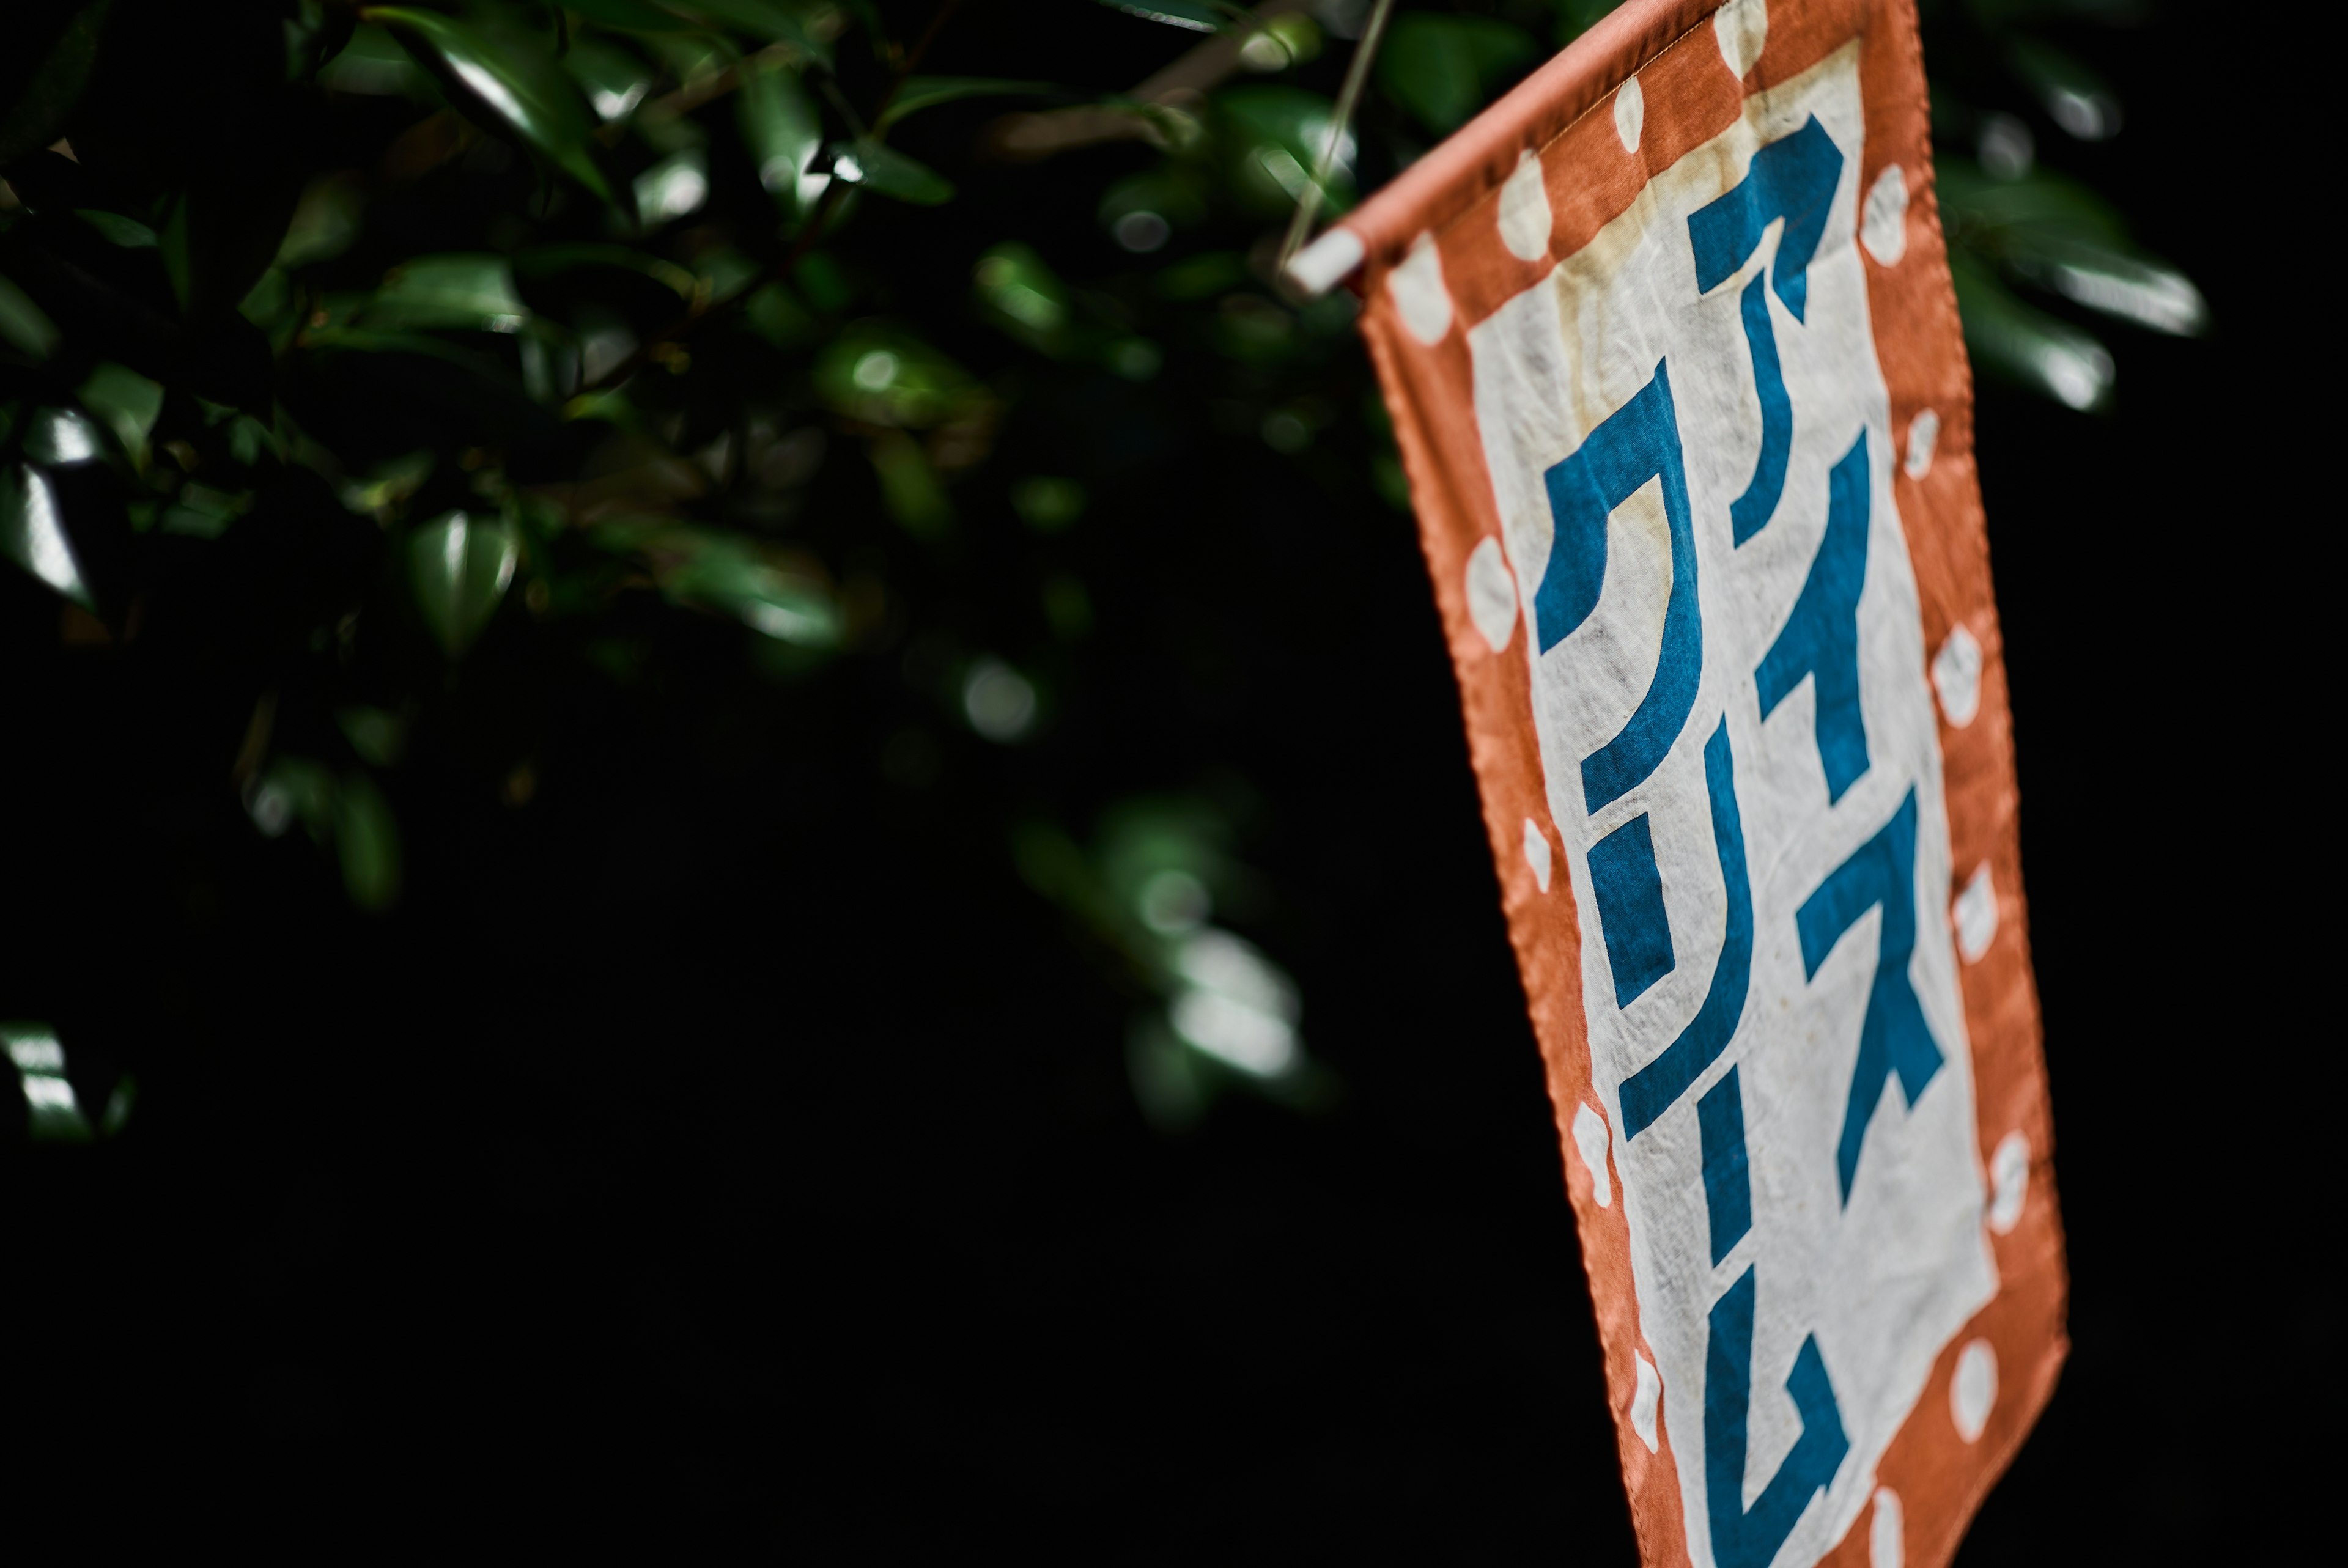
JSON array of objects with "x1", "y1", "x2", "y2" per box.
[{"x1": 3, "y1": 3, "x2": 2309, "y2": 1557}]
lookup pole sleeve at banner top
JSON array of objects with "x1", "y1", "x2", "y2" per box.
[{"x1": 1340, "y1": 2, "x2": 2067, "y2": 1565}]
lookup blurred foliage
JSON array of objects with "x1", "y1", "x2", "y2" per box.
[{"x1": 2, "y1": 0, "x2": 2195, "y2": 1141}]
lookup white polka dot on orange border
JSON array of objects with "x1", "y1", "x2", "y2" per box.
[
  {"x1": 1932, "y1": 622, "x2": 1982, "y2": 728},
  {"x1": 1499, "y1": 150, "x2": 1552, "y2": 263},
  {"x1": 1951, "y1": 1339, "x2": 1997, "y2": 1441},
  {"x1": 1905, "y1": 407, "x2": 1939, "y2": 479},
  {"x1": 1715, "y1": 0, "x2": 1767, "y2": 79},
  {"x1": 1571, "y1": 1101, "x2": 1610, "y2": 1205},
  {"x1": 1523, "y1": 817, "x2": 1554, "y2": 893},
  {"x1": 1631, "y1": 1352, "x2": 1661, "y2": 1452},
  {"x1": 1466, "y1": 535, "x2": 1518, "y2": 652},
  {"x1": 1870, "y1": 1487, "x2": 1905, "y2": 1568},
  {"x1": 1988, "y1": 1130, "x2": 2029, "y2": 1234},
  {"x1": 1953, "y1": 861, "x2": 1996, "y2": 962},
  {"x1": 1862, "y1": 164, "x2": 1909, "y2": 265},
  {"x1": 1389, "y1": 231, "x2": 1453, "y2": 345},
  {"x1": 1615, "y1": 76, "x2": 1644, "y2": 153}
]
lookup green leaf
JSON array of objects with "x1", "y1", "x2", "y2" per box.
[
  {"x1": 162, "y1": 482, "x2": 248, "y2": 538},
  {"x1": 1376, "y1": 15, "x2": 1538, "y2": 134},
  {"x1": 563, "y1": 35, "x2": 657, "y2": 122},
  {"x1": 739, "y1": 61, "x2": 824, "y2": 216},
  {"x1": 1949, "y1": 251, "x2": 2113, "y2": 413},
  {"x1": 1934, "y1": 160, "x2": 2125, "y2": 245},
  {"x1": 1221, "y1": 87, "x2": 1353, "y2": 214},
  {"x1": 0, "y1": 272, "x2": 61, "y2": 361},
  {"x1": 563, "y1": 0, "x2": 701, "y2": 31},
  {"x1": 4, "y1": 1022, "x2": 94, "y2": 1143},
  {"x1": 1154, "y1": 250, "x2": 1249, "y2": 301},
  {"x1": 827, "y1": 139, "x2": 954, "y2": 205},
  {"x1": 366, "y1": 7, "x2": 621, "y2": 207},
  {"x1": 512, "y1": 244, "x2": 700, "y2": 300},
  {"x1": 78, "y1": 363, "x2": 164, "y2": 468},
  {"x1": 277, "y1": 175, "x2": 368, "y2": 269},
  {"x1": 1934, "y1": 160, "x2": 2204, "y2": 336},
  {"x1": 251, "y1": 756, "x2": 337, "y2": 841},
  {"x1": 877, "y1": 76, "x2": 1058, "y2": 131},
  {"x1": 1011, "y1": 476, "x2": 1087, "y2": 532},
  {"x1": 972, "y1": 243, "x2": 1073, "y2": 353},
  {"x1": 2006, "y1": 37, "x2": 2121, "y2": 141},
  {"x1": 334, "y1": 772, "x2": 403, "y2": 912},
  {"x1": 659, "y1": 0, "x2": 834, "y2": 68},
  {"x1": 1, "y1": 463, "x2": 93, "y2": 606},
  {"x1": 598, "y1": 522, "x2": 843, "y2": 644},
  {"x1": 24, "y1": 408, "x2": 104, "y2": 466},
  {"x1": 364, "y1": 254, "x2": 531, "y2": 333},
  {"x1": 868, "y1": 430, "x2": 952, "y2": 538},
  {"x1": 318, "y1": 22, "x2": 428, "y2": 96},
  {"x1": 634, "y1": 150, "x2": 711, "y2": 227},
  {"x1": 1093, "y1": 0, "x2": 1227, "y2": 32},
  {"x1": 742, "y1": 281, "x2": 818, "y2": 348},
  {"x1": 410, "y1": 509, "x2": 520, "y2": 656},
  {"x1": 338, "y1": 706, "x2": 410, "y2": 767},
  {"x1": 812, "y1": 324, "x2": 976, "y2": 427},
  {"x1": 76, "y1": 209, "x2": 159, "y2": 248},
  {"x1": 1999, "y1": 233, "x2": 2205, "y2": 337},
  {"x1": 0, "y1": 0, "x2": 110, "y2": 165}
]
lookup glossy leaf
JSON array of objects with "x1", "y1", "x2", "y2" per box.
[
  {"x1": 1936, "y1": 160, "x2": 2205, "y2": 339},
  {"x1": 24, "y1": 408, "x2": 104, "y2": 466},
  {"x1": 364, "y1": 254, "x2": 531, "y2": 333},
  {"x1": 1220, "y1": 87, "x2": 1353, "y2": 213},
  {"x1": 812, "y1": 325, "x2": 976, "y2": 427},
  {"x1": 1949, "y1": 251, "x2": 2113, "y2": 413},
  {"x1": 366, "y1": 7, "x2": 622, "y2": 208},
  {"x1": 2007, "y1": 36, "x2": 2121, "y2": 139},
  {"x1": 563, "y1": 36, "x2": 657, "y2": 122},
  {"x1": 1093, "y1": 0, "x2": 1226, "y2": 32},
  {"x1": 1, "y1": 463, "x2": 93, "y2": 606},
  {"x1": 601, "y1": 522, "x2": 843, "y2": 644},
  {"x1": 411, "y1": 509, "x2": 520, "y2": 657},
  {"x1": 739, "y1": 59, "x2": 826, "y2": 216},
  {"x1": 4, "y1": 1022, "x2": 93, "y2": 1143},
  {"x1": 876, "y1": 77, "x2": 1058, "y2": 131},
  {"x1": 1375, "y1": 15, "x2": 1538, "y2": 134},
  {"x1": 972, "y1": 243, "x2": 1073, "y2": 352},
  {"x1": 2001, "y1": 234, "x2": 2205, "y2": 337},
  {"x1": 635, "y1": 150, "x2": 712, "y2": 227},
  {"x1": 827, "y1": 139, "x2": 954, "y2": 205}
]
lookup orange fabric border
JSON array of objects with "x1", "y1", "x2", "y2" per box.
[{"x1": 1346, "y1": 2, "x2": 2067, "y2": 1563}]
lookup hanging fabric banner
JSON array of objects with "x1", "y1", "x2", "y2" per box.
[{"x1": 1315, "y1": 1, "x2": 2066, "y2": 1562}]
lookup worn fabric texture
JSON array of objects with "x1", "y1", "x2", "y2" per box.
[{"x1": 1341, "y1": 2, "x2": 2066, "y2": 1564}]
